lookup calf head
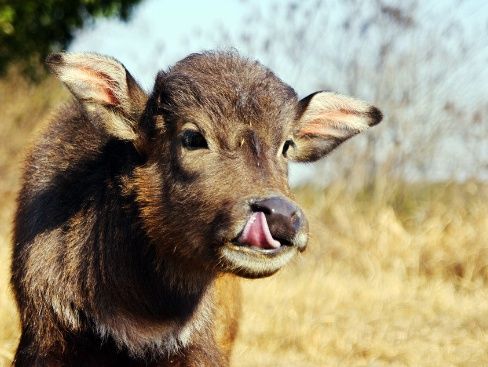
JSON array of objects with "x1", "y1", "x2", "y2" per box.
[{"x1": 47, "y1": 51, "x2": 382, "y2": 279}]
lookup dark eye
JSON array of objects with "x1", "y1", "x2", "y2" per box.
[
  {"x1": 181, "y1": 130, "x2": 208, "y2": 150},
  {"x1": 282, "y1": 139, "x2": 294, "y2": 157}
]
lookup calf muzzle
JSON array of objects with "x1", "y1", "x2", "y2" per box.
[{"x1": 241, "y1": 196, "x2": 308, "y2": 251}]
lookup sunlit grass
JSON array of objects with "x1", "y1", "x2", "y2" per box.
[
  {"x1": 0, "y1": 71, "x2": 487, "y2": 366},
  {"x1": 233, "y1": 182, "x2": 488, "y2": 366}
]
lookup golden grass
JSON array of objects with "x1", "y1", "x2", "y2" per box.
[
  {"x1": 232, "y1": 183, "x2": 488, "y2": 366},
  {"x1": 0, "y1": 70, "x2": 67, "y2": 366},
  {"x1": 0, "y1": 72, "x2": 487, "y2": 366}
]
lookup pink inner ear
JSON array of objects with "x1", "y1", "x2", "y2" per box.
[
  {"x1": 77, "y1": 66, "x2": 120, "y2": 106},
  {"x1": 298, "y1": 120, "x2": 339, "y2": 137},
  {"x1": 298, "y1": 117, "x2": 356, "y2": 140},
  {"x1": 297, "y1": 109, "x2": 368, "y2": 139}
]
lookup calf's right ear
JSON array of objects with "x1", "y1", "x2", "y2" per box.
[{"x1": 46, "y1": 52, "x2": 147, "y2": 141}]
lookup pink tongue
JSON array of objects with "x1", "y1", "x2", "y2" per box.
[{"x1": 238, "y1": 212, "x2": 281, "y2": 250}]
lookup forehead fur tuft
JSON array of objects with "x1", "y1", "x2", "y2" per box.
[{"x1": 154, "y1": 51, "x2": 298, "y2": 128}]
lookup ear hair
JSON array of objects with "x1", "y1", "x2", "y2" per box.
[
  {"x1": 290, "y1": 91, "x2": 383, "y2": 162},
  {"x1": 46, "y1": 52, "x2": 147, "y2": 142},
  {"x1": 296, "y1": 92, "x2": 382, "y2": 136}
]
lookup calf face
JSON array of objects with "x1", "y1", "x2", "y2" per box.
[{"x1": 47, "y1": 51, "x2": 382, "y2": 279}]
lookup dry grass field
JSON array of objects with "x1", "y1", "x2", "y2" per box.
[{"x1": 1, "y1": 71, "x2": 487, "y2": 366}]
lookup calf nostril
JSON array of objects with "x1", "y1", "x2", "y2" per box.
[
  {"x1": 290, "y1": 211, "x2": 301, "y2": 231},
  {"x1": 250, "y1": 202, "x2": 273, "y2": 215}
]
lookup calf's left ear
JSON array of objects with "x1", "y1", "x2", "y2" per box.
[{"x1": 288, "y1": 91, "x2": 383, "y2": 162}]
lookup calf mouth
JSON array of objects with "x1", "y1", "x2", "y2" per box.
[
  {"x1": 220, "y1": 242, "x2": 297, "y2": 278},
  {"x1": 229, "y1": 241, "x2": 293, "y2": 254},
  {"x1": 219, "y1": 212, "x2": 300, "y2": 278}
]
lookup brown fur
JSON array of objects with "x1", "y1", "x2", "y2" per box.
[{"x1": 11, "y1": 51, "x2": 382, "y2": 366}]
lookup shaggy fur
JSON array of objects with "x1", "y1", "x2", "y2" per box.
[{"x1": 11, "y1": 51, "x2": 382, "y2": 366}]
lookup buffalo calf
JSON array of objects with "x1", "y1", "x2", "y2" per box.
[{"x1": 11, "y1": 51, "x2": 382, "y2": 366}]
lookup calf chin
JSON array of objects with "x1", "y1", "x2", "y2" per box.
[{"x1": 220, "y1": 244, "x2": 299, "y2": 279}]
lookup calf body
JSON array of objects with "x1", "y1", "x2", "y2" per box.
[{"x1": 11, "y1": 51, "x2": 381, "y2": 366}]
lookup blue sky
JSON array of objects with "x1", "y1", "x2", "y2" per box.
[
  {"x1": 71, "y1": 0, "x2": 488, "y2": 95},
  {"x1": 70, "y1": 0, "x2": 488, "y2": 183},
  {"x1": 72, "y1": 0, "x2": 253, "y2": 89}
]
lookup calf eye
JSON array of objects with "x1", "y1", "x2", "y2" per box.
[
  {"x1": 282, "y1": 139, "x2": 295, "y2": 158},
  {"x1": 181, "y1": 130, "x2": 208, "y2": 150}
]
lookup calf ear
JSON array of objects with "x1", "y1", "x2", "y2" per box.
[
  {"x1": 289, "y1": 91, "x2": 383, "y2": 162},
  {"x1": 46, "y1": 52, "x2": 147, "y2": 141}
]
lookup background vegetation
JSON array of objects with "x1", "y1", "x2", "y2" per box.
[
  {"x1": 0, "y1": 0, "x2": 487, "y2": 366},
  {"x1": 0, "y1": 0, "x2": 141, "y2": 76}
]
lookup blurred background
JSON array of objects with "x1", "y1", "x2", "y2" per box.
[{"x1": 0, "y1": 0, "x2": 487, "y2": 366}]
